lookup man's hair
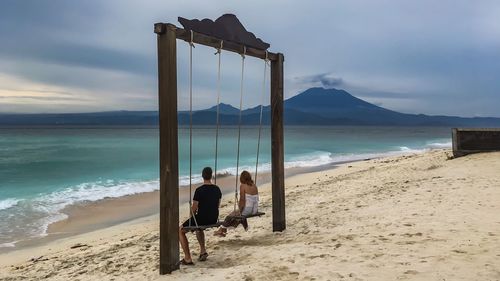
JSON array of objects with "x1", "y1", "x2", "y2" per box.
[{"x1": 202, "y1": 167, "x2": 213, "y2": 180}]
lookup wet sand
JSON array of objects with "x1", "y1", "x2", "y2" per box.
[{"x1": 8, "y1": 164, "x2": 341, "y2": 251}]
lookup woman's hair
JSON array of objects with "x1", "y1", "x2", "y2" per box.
[{"x1": 239, "y1": 170, "x2": 254, "y2": 186}]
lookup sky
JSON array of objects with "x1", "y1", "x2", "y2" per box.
[{"x1": 0, "y1": 0, "x2": 499, "y2": 117}]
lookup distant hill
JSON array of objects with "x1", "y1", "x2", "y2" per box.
[
  {"x1": 0, "y1": 111, "x2": 158, "y2": 126},
  {"x1": 282, "y1": 87, "x2": 500, "y2": 126},
  {"x1": 2, "y1": 87, "x2": 500, "y2": 126}
]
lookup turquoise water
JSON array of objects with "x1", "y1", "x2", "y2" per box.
[{"x1": 0, "y1": 126, "x2": 451, "y2": 247}]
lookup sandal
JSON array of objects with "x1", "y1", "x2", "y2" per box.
[
  {"x1": 178, "y1": 259, "x2": 194, "y2": 266},
  {"x1": 198, "y1": 252, "x2": 208, "y2": 262}
]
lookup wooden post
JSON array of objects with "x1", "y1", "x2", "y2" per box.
[
  {"x1": 155, "y1": 23, "x2": 180, "y2": 274},
  {"x1": 271, "y1": 53, "x2": 285, "y2": 232}
]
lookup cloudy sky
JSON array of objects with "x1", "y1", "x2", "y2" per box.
[{"x1": 0, "y1": 0, "x2": 499, "y2": 117}]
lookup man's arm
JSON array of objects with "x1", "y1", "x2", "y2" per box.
[
  {"x1": 218, "y1": 187, "x2": 222, "y2": 208},
  {"x1": 191, "y1": 200, "x2": 199, "y2": 215}
]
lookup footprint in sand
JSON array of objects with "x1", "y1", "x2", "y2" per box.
[{"x1": 402, "y1": 232, "x2": 422, "y2": 238}]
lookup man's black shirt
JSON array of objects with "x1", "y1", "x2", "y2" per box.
[{"x1": 193, "y1": 184, "x2": 222, "y2": 224}]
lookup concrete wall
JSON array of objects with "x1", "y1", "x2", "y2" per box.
[{"x1": 452, "y1": 128, "x2": 500, "y2": 157}]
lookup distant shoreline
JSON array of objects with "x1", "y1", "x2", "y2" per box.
[
  {"x1": 0, "y1": 161, "x2": 343, "y2": 253},
  {"x1": 2, "y1": 87, "x2": 500, "y2": 126}
]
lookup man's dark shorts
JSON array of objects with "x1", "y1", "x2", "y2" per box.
[{"x1": 182, "y1": 216, "x2": 218, "y2": 231}]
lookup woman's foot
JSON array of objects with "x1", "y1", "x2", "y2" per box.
[{"x1": 213, "y1": 228, "x2": 227, "y2": 237}]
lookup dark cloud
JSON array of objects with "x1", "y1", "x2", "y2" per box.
[
  {"x1": 293, "y1": 73, "x2": 345, "y2": 89},
  {"x1": 1, "y1": 58, "x2": 156, "y2": 94},
  {"x1": 0, "y1": 41, "x2": 155, "y2": 77}
]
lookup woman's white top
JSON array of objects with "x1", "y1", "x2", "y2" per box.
[{"x1": 241, "y1": 194, "x2": 259, "y2": 216}]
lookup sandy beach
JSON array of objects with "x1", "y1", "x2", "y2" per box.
[{"x1": 1, "y1": 149, "x2": 499, "y2": 280}]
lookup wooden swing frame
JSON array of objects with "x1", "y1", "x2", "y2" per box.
[{"x1": 154, "y1": 16, "x2": 285, "y2": 274}]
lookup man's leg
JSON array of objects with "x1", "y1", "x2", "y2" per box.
[
  {"x1": 179, "y1": 226, "x2": 192, "y2": 262},
  {"x1": 196, "y1": 230, "x2": 206, "y2": 255}
]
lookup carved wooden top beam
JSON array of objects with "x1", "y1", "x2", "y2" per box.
[
  {"x1": 154, "y1": 14, "x2": 281, "y2": 61},
  {"x1": 178, "y1": 14, "x2": 270, "y2": 50}
]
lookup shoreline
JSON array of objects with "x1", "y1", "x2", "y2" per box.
[
  {"x1": 0, "y1": 141, "x2": 450, "y2": 252},
  {"x1": 1, "y1": 159, "x2": 353, "y2": 253},
  {"x1": 0, "y1": 160, "x2": 349, "y2": 264},
  {"x1": 43, "y1": 146, "x2": 427, "y2": 237}
]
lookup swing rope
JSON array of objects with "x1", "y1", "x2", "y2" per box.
[
  {"x1": 234, "y1": 46, "x2": 246, "y2": 212},
  {"x1": 188, "y1": 30, "x2": 198, "y2": 228},
  {"x1": 214, "y1": 40, "x2": 223, "y2": 185},
  {"x1": 254, "y1": 51, "x2": 269, "y2": 185},
  {"x1": 184, "y1": 41, "x2": 266, "y2": 228}
]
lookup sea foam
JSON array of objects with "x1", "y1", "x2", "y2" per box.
[
  {"x1": 0, "y1": 140, "x2": 451, "y2": 244},
  {"x1": 1, "y1": 180, "x2": 161, "y2": 241},
  {"x1": 426, "y1": 141, "x2": 452, "y2": 149},
  {"x1": 0, "y1": 198, "x2": 20, "y2": 211}
]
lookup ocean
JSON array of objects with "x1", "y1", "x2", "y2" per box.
[{"x1": 0, "y1": 125, "x2": 451, "y2": 248}]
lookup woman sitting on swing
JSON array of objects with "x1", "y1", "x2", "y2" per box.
[{"x1": 214, "y1": 170, "x2": 259, "y2": 237}]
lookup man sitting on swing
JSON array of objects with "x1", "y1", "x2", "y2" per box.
[{"x1": 179, "y1": 167, "x2": 222, "y2": 265}]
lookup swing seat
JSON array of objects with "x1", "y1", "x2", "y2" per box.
[
  {"x1": 182, "y1": 222, "x2": 223, "y2": 231},
  {"x1": 183, "y1": 212, "x2": 265, "y2": 231},
  {"x1": 233, "y1": 212, "x2": 266, "y2": 219}
]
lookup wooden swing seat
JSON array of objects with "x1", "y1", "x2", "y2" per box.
[
  {"x1": 181, "y1": 212, "x2": 265, "y2": 231},
  {"x1": 182, "y1": 222, "x2": 223, "y2": 231},
  {"x1": 233, "y1": 211, "x2": 266, "y2": 219}
]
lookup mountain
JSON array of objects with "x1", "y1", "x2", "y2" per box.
[
  {"x1": 284, "y1": 87, "x2": 500, "y2": 126},
  {"x1": 286, "y1": 87, "x2": 382, "y2": 112},
  {"x1": 1, "y1": 87, "x2": 500, "y2": 126},
  {"x1": 282, "y1": 88, "x2": 405, "y2": 125}
]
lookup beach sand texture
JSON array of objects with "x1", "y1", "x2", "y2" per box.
[{"x1": 1, "y1": 149, "x2": 499, "y2": 280}]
